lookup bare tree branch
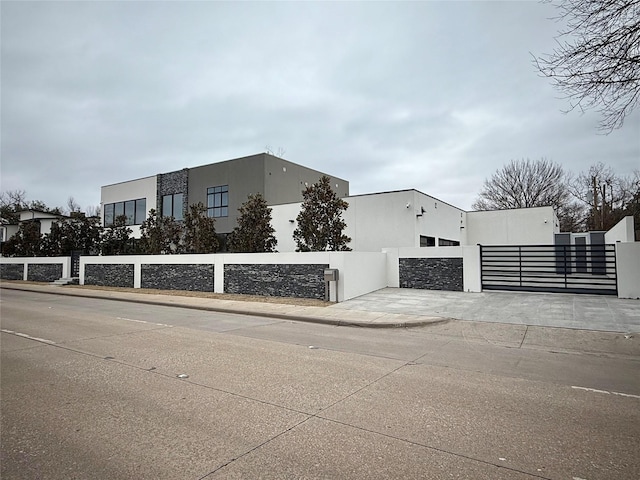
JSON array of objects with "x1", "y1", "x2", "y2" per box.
[{"x1": 533, "y1": 0, "x2": 640, "y2": 133}]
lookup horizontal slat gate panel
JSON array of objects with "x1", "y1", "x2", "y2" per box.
[{"x1": 480, "y1": 244, "x2": 617, "y2": 296}]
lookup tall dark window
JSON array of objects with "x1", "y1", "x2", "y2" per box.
[
  {"x1": 207, "y1": 185, "x2": 228, "y2": 218},
  {"x1": 135, "y1": 199, "x2": 146, "y2": 225},
  {"x1": 104, "y1": 204, "x2": 114, "y2": 226},
  {"x1": 104, "y1": 198, "x2": 147, "y2": 227},
  {"x1": 161, "y1": 193, "x2": 184, "y2": 221}
]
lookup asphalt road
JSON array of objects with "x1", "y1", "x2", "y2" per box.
[{"x1": 1, "y1": 289, "x2": 639, "y2": 479}]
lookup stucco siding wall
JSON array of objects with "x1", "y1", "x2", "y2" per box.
[
  {"x1": 264, "y1": 154, "x2": 349, "y2": 204},
  {"x1": 616, "y1": 242, "x2": 640, "y2": 299},
  {"x1": 188, "y1": 154, "x2": 265, "y2": 234},
  {"x1": 605, "y1": 216, "x2": 635, "y2": 243},
  {"x1": 101, "y1": 175, "x2": 157, "y2": 238},
  {"x1": 465, "y1": 207, "x2": 558, "y2": 246}
]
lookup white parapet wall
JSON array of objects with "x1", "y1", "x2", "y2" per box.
[
  {"x1": 606, "y1": 216, "x2": 635, "y2": 244},
  {"x1": 0, "y1": 256, "x2": 72, "y2": 281},
  {"x1": 615, "y1": 242, "x2": 640, "y2": 299}
]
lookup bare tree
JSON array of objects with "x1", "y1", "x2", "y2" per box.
[
  {"x1": 569, "y1": 162, "x2": 638, "y2": 231},
  {"x1": 0, "y1": 190, "x2": 28, "y2": 210},
  {"x1": 85, "y1": 205, "x2": 101, "y2": 218},
  {"x1": 66, "y1": 196, "x2": 82, "y2": 214},
  {"x1": 473, "y1": 158, "x2": 581, "y2": 232},
  {"x1": 533, "y1": 0, "x2": 640, "y2": 132},
  {"x1": 0, "y1": 190, "x2": 28, "y2": 223}
]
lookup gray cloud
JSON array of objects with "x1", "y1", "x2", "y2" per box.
[{"x1": 1, "y1": 1, "x2": 638, "y2": 213}]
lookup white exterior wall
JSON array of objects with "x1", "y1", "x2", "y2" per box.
[
  {"x1": 271, "y1": 202, "x2": 302, "y2": 252},
  {"x1": 414, "y1": 192, "x2": 465, "y2": 245},
  {"x1": 346, "y1": 191, "x2": 419, "y2": 250},
  {"x1": 271, "y1": 190, "x2": 465, "y2": 253},
  {"x1": 605, "y1": 216, "x2": 635, "y2": 243},
  {"x1": 464, "y1": 206, "x2": 558, "y2": 246},
  {"x1": 101, "y1": 175, "x2": 157, "y2": 238},
  {"x1": 615, "y1": 242, "x2": 640, "y2": 299}
]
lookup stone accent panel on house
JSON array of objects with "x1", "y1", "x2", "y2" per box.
[
  {"x1": 224, "y1": 264, "x2": 329, "y2": 299},
  {"x1": 27, "y1": 264, "x2": 63, "y2": 282},
  {"x1": 157, "y1": 169, "x2": 188, "y2": 218},
  {"x1": 85, "y1": 264, "x2": 134, "y2": 288},
  {"x1": 1, "y1": 263, "x2": 24, "y2": 280},
  {"x1": 399, "y1": 258, "x2": 463, "y2": 291},
  {"x1": 141, "y1": 264, "x2": 214, "y2": 291}
]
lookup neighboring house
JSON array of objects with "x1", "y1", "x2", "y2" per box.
[
  {"x1": 3, "y1": 209, "x2": 69, "y2": 237},
  {"x1": 0, "y1": 209, "x2": 69, "y2": 249},
  {"x1": 101, "y1": 153, "x2": 349, "y2": 238}
]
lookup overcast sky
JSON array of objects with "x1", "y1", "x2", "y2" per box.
[{"x1": 2, "y1": 1, "x2": 638, "y2": 213}]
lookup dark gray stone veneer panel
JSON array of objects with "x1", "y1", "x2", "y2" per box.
[
  {"x1": 85, "y1": 264, "x2": 134, "y2": 288},
  {"x1": 27, "y1": 264, "x2": 63, "y2": 282},
  {"x1": 1, "y1": 263, "x2": 24, "y2": 280},
  {"x1": 141, "y1": 264, "x2": 214, "y2": 292},
  {"x1": 157, "y1": 169, "x2": 188, "y2": 219},
  {"x1": 399, "y1": 257, "x2": 463, "y2": 291},
  {"x1": 225, "y1": 263, "x2": 328, "y2": 299}
]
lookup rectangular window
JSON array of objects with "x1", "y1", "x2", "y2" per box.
[
  {"x1": 124, "y1": 200, "x2": 135, "y2": 225},
  {"x1": 162, "y1": 193, "x2": 184, "y2": 221},
  {"x1": 104, "y1": 204, "x2": 114, "y2": 227},
  {"x1": 135, "y1": 198, "x2": 146, "y2": 225},
  {"x1": 438, "y1": 238, "x2": 460, "y2": 247},
  {"x1": 420, "y1": 235, "x2": 436, "y2": 247},
  {"x1": 114, "y1": 202, "x2": 125, "y2": 220},
  {"x1": 207, "y1": 185, "x2": 229, "y2": 218},
  {"x1": 104, "y1": 198, "x2": 147, "y2": 227}
]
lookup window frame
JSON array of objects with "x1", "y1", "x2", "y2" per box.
[
  {"x1": 207, "y1": 185, "x2": 229, "y2": 218},
  {"x1": 104, "y1": 198, "x2": 147, "y2": 227},
  {"x1": 162, "y1": 193, "x2": 184, "y2": 221}
]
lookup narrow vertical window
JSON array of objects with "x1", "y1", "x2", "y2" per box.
[{"x1": 104, "y1": 204, "x2": 114, "y2": 227}]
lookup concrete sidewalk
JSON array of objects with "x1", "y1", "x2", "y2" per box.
[
  {"x1": 334, "y1": 288, "x2": 640, "y2": 333},
  {"x1": 2, "y1": 282, "x2": 639, "y2": 333},
  {"x1": 0, "y1": 282, "x2": 446, "y2": 328}
]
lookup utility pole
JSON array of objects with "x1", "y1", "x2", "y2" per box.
[{"x1": 592, "y1": 175, "x2": 598, "y2": 231}]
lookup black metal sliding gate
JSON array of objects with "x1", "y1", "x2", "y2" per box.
[{"x1": 480, "y1": 244, "x2": 617, "y2": 295}]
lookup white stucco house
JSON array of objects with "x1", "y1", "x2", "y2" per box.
[{"x1": 271, "y1": 189, "x2": 559, "y2": 252}]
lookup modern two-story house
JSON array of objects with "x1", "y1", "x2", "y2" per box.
[{"x1": 100, "y1": 153, "x2": 349, "y2": 238}]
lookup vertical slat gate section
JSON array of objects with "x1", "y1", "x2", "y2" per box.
[{"x1": 480, "y1": 244, "x2": 617, "y2": 295}]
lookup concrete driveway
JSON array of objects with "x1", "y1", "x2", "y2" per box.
[{"x1": 331, "y1": 288, "x2": 640, "y2": 333}]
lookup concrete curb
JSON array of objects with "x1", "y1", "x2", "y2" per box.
[{"x1": 0, "y1": 284, "x2": 448, "y2": 329}]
